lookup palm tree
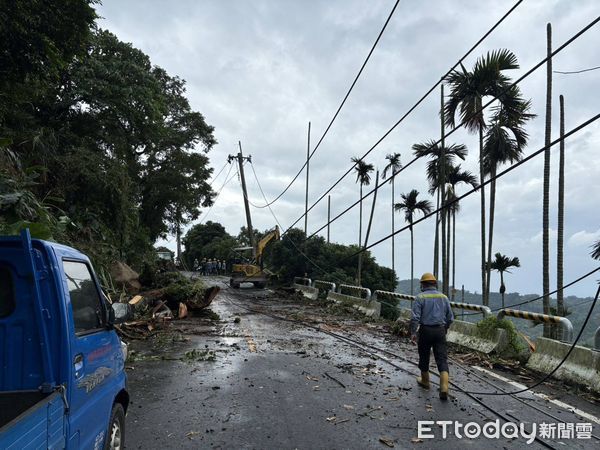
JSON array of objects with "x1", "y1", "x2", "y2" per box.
[
  {"x1": 445, "y1": 49, "x2": 521, "y2": 306},
  {"x1": 382, "y1": 153, "x2": 402, "y2": 278},
  {"x1": 591, "y1": 240, "x2": 600, "y2": 260},
  {"x1": 395, "y1": 189, "x2": 433, "y2": 295},
  {"x1": 557, "y1": 94, "x2": 565, "y2": 317},
  {"x1": 446, "y1": 165, "x2": 478, "y2": 299},
  {"x1": 352, "y1": 157, "x2": 374, "y2": 285},
  {"x1": 412, "y1": 141, "x2": 467, "y2": 285},
  {"x1": 489, "y1": 253, "x2": 520, "y2": 308},
  {"x1": 543, "y1": 24, "x2": 553, "y2": 337},
  {"x1": 483, "y1": 87, "x2": 534, "y2": 303}
]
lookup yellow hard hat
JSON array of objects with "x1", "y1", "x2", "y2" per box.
[{"x1": 420, "y1": 272, "x2": 437, "y2": 283}]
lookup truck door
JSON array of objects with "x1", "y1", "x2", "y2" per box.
[{"x1": 62, "y1": 260, "x2": 121, "y2": 450}]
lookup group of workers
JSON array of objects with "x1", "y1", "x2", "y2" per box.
[
  {"x1": 410, "y1": 272, "x2": 453, "y2": 401},
  {"x1": 194, "y1": 258, "x2": 227, "y2": 276}
]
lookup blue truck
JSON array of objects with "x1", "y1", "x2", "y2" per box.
[{"x1": 0, "y1": 230, "x2": 132, "y2": 449}]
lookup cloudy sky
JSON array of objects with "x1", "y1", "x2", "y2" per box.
[{"x1": 98, "y1": 0, "x2": 599, "y2": 297}]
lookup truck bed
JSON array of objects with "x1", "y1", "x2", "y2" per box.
[{"x1": 0, "y1": 390, "x2": 65, "y2": 449}]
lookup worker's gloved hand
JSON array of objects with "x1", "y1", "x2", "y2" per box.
[{"x1": 410, "y1": 334, "x2": 417, "y2": 345}]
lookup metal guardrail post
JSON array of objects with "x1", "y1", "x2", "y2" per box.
[
  {"x1": 594, "y1": 326, "x2": 600, "y2": 352},
  {"x1": 449, "y1": 302, "x2": 492, "y2": 318},
  {"x1": 497, "y1": 309, "x2": 574, "y2": 343}
]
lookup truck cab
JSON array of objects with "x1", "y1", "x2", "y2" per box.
[{"x1": 0, "y1": 230, "x2": 130, "y2": 449}]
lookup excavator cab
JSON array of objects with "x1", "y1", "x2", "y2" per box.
[{"x1": 230, "y1": 226, "x2": 280, "y2": 289}]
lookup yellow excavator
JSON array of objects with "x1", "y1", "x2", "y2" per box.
[{"x1": 230, "y1": 225, "x2": 280, "y2": 288}]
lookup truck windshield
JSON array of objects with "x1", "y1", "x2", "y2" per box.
[
  {"x1": 0, "y1": 267, "x2": 15, "y2": 317},
  {"x1": 63, "y1": 260, "x2": 104, "y2": 333}
]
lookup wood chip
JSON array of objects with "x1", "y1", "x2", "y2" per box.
[
  {"x1": 379, "y1": 437, "x2": 395, "y2": 447},
  {"x1": 128, "y1": 295, "x2": 144, "y2": 305},
  {"x1": 411, "y1": 437, "x2": 424, "y2": 443}
]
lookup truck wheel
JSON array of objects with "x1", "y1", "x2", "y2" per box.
[{"x1": 105, "y1": 403, "x2": 125, "y2": 450}]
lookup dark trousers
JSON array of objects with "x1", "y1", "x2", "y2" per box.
[{"x1": 418, "y1": 325, "x2": 449, "y2": 373}]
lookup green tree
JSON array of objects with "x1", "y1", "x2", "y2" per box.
[
  {"x1": 445, "y1": 49, "x2": 521, "y2": 306},
  {"x1": 445, "y1": 165, "x2": 478, "y2": 299},
  {"x1": 351, "y1": 157, "x2": 374, "y2": 285},
  {"x1": 412, "y1": 141, "x2": 467, "y2": 284},
  {"x1": 483, "y1": 88, "x2": 534, "y2": 303},
  {"x1": 488, "y1": 253, "x2": 520, "y2": 308},
  {"x1": 382, "y1": 153, "x2": 402, "y2": 278},
  {"x1": 395, "y1": 190, "x2": 433, "y2": 295}
]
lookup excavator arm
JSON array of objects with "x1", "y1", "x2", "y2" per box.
[{"x1": 256, "y1": 225, "x2": 280, "y2": 267}]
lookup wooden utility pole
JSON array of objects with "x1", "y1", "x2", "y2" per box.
[
  {"x1": 327, "y1": 195, "x2": 331, "y2": 243},
  {"x1": 228, "y1": 142, "x2": 255, "y2": 258},
  {"x1": 304, "y1": 122, "x2": 311, "y2": 236}
]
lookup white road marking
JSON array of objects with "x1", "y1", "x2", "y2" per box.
[{"x1": 473, "y1": 366, "x2": 600, "y2": 425}]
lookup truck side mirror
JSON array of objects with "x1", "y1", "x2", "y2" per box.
[{"x1": 111, "y1": 303, "x2": 133, "y2": 325}]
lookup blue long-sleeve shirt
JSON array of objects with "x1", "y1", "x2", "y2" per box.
[{"x1": 410, "y1": 287, "x2": 454, "y2": 336}]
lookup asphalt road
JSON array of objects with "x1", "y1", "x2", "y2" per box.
[{"x1": 124, "y1": 277, "x2": 599, "y2": 449}]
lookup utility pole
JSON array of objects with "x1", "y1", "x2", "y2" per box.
[
  {"x1": 228, "y1": 141, "x2": 255, "y2": 258},
  {"x1": 304, "y1": 121, "x2": 311, "y2": 236},
  {"x1": 327, "y1": 195, "x2": 331, "y2": 243}
]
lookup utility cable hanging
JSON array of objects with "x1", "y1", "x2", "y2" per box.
[
  {"x1": 289, "y1": 14, "x2": 600, "y2": 236},
  {"x1": 284, "y1": 0, "x2": 527, "y2": 232},
  {"x1": 352, "y1": 112, "x2": 600, "y2": 258},
  {"x1": 207, "y1": 161, "x2": 228, "y2": 188},
  {"x1": 249, "y1": 0, "x2": 403, "y2": 209},
  {"x1": 197, "y1": 163, "x2": 235, "y2": 224}
]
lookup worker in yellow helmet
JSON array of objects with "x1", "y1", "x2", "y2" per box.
[{"x1": 410, "y1": 272, "x2": 454, "y2": 400}]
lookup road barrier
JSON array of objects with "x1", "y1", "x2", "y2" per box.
[
  {"x1": 526, "y1": 337, "x2": 600, "y2": 393},
  {"x1": 338, "y1": 284, "x2": 371, "y2": 300},
  {"x1": 293, "y1": 277, "x2": 312, "y2": 286},
  {"x1": 372, "y1": 290, "x2": 414, "y2": 320},
  {"x1": 595, "y1": 326, "x2": 600, "y2": 352},
  {"x1": 313, "y1": 280, "x2": 336, "y2": 293},
  {"x1": 497, "y1": 309, "x2": 573, "y2": 342},
  {"x1": 327, "y1": 291, "x2": 381, "y2": 318},
  {"x1": 446, "y1": 320, "x2": 508, "y2": 354},
  {"x1": 450, "y1": 302, "x2": 492, "y2": 318}
]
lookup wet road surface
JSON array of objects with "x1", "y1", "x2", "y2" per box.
[{"x1": 124, "y1": 277, "x2": 599, "y2": 449}]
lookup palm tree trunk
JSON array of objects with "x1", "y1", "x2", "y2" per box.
[
  {"x1": 410, "y1": 224, "x2": 414, "y2": 295},
  {"x1": 452, "y1": 208, "x2": 456, "y2": 301},
  {"x1": 446, "y1": 207, "x2": 451, "y2": 296},
  {"x1": 478, "y1": 111, "x2": 487, "y2": 306},
  {"x1": 433, "y1": 190, "x2": 440, "y2": 278},
  {"x1": 391, "y1": 177, "x2": 395, "y2": 278},
  {"x1": 440, "y1": 84, "x2": 447, "y2": 295},
  {"x1": 543, "y1": 23, "x2": 552, "y2": 337},
  {"x1": 358, "y1": 184, "x2": 363, "y2": 285},
  {"x1": 486, "y1": 169, "x2": 497, "y2": 305},
  {"x1": 500, "y1": 271, "x2": 505, "y2": 309},
  {"x1": 360, "y1": 171, "x2": 379, "y2": 287},
  {"x1": 557, "y1": 94, "x2": 565, "y2": 317}
]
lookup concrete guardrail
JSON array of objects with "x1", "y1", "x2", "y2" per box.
[
  {"x1": 595, "y1": 326, "x2": 600, "y2": 352},
  {"x1": 526, "y1": 337, "x2": 600, "y2": 393},
  {"x1": 497, "y1": 309, "x2": 573, "y2": 342},
  {"x1": 327, "y1": 291, "x2": 381, "y2": 318},
  {"x1": 338, "y1": 284, "x2": 371, "y2": 300},
  {"x1": 313, "y1": 280, "x2": 336, "y2": 293},
  {"x1": 372, "y1": 290, "x2": 414, "y2": 321}
]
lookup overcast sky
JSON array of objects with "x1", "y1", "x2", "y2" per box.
[{"x1": 98, "y1": 0, "x2": 599, "y2": 298}]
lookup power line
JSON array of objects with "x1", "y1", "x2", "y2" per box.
[
  {"x1": 207, "y1": 161, "x2": 228, "y2": 188},
  {"x1": 291, "y1": 14, "x2": 600, "y2": 237},
  {"x1": 198, "y1": 163, "x2": 235, "y2": 224},
  {"x1": 284, "y1": 0, "x2": 527, "y2": 232},
  {"x1": 554, "y1": 65, "x2": 600, "y2": 74},
  {"x1": 353, "y1": 112, "x2": 600, "y2": 258},
  {"x1": 249, "y1": 0, "x2": 403, "y2": 209}
]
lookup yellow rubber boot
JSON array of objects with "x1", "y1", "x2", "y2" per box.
[
  {"x1": 439, "y1": 371, "x2": 449, "y2": 400},
  {"x1": 416, "y1": 371, "x2": 430, "y2": 389}
]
